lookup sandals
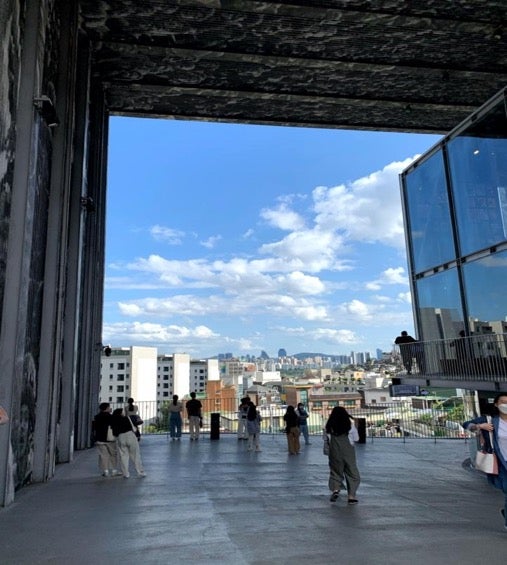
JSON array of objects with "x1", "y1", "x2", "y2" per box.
[{"x1": 347, "y1": 498, "x2": 359, "y2": 505}]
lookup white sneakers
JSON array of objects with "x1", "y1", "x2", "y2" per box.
[{"x1": 102, "y1": 469, "x2": 122, "y2": 477}]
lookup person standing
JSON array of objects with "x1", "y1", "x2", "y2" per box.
[
  {"x1": 296, "y1": 402, "x2": 311, "y2": 445},
  {"x1": 463, "y1": 393, "x2": 507, "y2": 531},
  {"x1": 125, "y1": 397, "x2": 142, "y2": 441},
  {"x1": 125, "y1": 397, "x2": 138, "y2": 418},
  {"x1": 168, "y1": 394, "x2": 183, "y2": 440},
  {"x1": 246, "y1": 402, "x2": 262, "y2": 452},
  {"x1": 283, "y1": 405, "x2": 300, "y2": 455},
  {"x1": 325, "y1": 406, "x2": 361, "y2": 504},
  {"x1": 394, "y1": 330, "x2": 416, "y2": 374},
  {"x1": 92, "y1": 402, "x2": 121, "y2": 477},
  {"x1": 111, "y1": 408, "x2": 146, "y2": 479},
  {"x1": 186, "y1": 392, "x2": 203, "y2": 441},
  {"x1": 451, "y1": 330, "x2": 474, "y2": 373},
  {"x1": 237, "y1": 397, "x2": 250, "y2": 440}
]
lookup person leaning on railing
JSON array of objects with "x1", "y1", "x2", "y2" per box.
[
  {"x1": 168, "y1": 394, "x2": 183, "y2": 440},
  {"x1": 394, "y1": 330, "x2": 416, "y2": 374}
]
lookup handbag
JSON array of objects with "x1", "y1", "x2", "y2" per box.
[
  {"x1": 475, "y1": 416, "x2": 499, "y2": 475},
  {"x1": 131, "y1": 414, "x2": 143, "y2": 426},
  {"x1": 128, "y1": 415, "x2": 141, "y2": 440},
  {"x1": 106, "y1": 426, "x2": 115, "y2": 442}
]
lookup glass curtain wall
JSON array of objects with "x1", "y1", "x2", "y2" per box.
[{"x1": 400, "y1": 88, "x2": 507, "y2": 376}]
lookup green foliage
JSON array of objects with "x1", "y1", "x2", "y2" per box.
[{"x1": 446, "y1": 405, "x2": 465, "y2": 422}]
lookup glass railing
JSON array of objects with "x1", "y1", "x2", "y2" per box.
[
  {"x1": 393, "y1": 333, "x2": 507, "y2": 381},
  {"x1": 106, "y1": 398, "x2": 471, "y2": 440}
]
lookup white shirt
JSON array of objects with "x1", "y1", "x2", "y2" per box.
[
  {"x1": 349, "y1": 424, "x2": 359, "y2": 445},
  {"x1": 497, "y1": 418, "x2": 507, "y2": 461}
]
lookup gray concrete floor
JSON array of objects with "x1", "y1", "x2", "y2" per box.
[{"x1": 0, "y1": 433, "x2": 506, "y2": 565}]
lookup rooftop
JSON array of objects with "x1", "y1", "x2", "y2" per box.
[{"x1": 1, "y1": 434, "x2": 506, "y2": 564}]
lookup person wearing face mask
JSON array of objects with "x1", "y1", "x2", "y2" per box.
[{"x1": 463, "y1": 393, "x2": 507, "y2": 531}]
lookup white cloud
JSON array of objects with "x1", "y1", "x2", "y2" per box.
[
  {"x1": 102, "y1": 321, "x2": 219, "y2": 344},
  {"x1": 397, "y1": 291, "x2": 412, "y2": 304},
  {"x1": 105, "y1": 153, "x2": 426, "y2": 356},
  {"x1": 344, "y1": 299, "x2": 372, "y2": 320},
  {"x1": 312, "y1": 157, "x2": 417, "y2": 249},
  {"x1": 102, "y1": 321, "x2": 264, "y2": 355},
  {"x1": 118, "y1": 291, "x2": 331, "y2": 322},
  {"x1": 200, "y1": 235, "x2": 222, "y2": 249},
  {"x1": 312, "y1": 328, "x2": 360, "y2": 344},
  {"x1": 260, "y1": 203, "x2": 305, "y2": 231},
  {"x1": 118, "y1": 303, "x2": 142, "y2": 316},
  {"x1": 365, "y1": 266, "x2": 408, "y2": 290},
  {"x1": 149, "y1": 225, "x2": 185, "y2": 244},
  {"x1": 258, "y1": 229, "x2": 351, "y2": 272}
]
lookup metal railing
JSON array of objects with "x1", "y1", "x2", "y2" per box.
[
  {"x1": 107, "y1": 398, "x2": 471, "y2": 440},
  {"x1": 393, "y1": 333, "x2": 507, "y2": 381}
]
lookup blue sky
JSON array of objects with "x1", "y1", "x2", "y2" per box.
[{"x1": 103, "y1": 117, "x2": 441, "y2": 358}]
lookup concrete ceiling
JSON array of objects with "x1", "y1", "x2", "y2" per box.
[{"x1": 79, "y1": 0, "x2": 507, "y2": 133}]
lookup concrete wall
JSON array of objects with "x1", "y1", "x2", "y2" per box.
[{"x1": 0, "y1": 0, "x2": 105, "y2": 506}]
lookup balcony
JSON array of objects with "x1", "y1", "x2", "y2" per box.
[{"x1": 394, "y1": 333, "x2": 507, "y2": 389}]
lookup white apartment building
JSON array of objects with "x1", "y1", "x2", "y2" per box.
[
  {"x1": 157, "y1": 354, "x2": 220, "y2": 400},
  {"x1": 100, "y1": 348, "x2": 220, "y2": 405},
  {"x1": 244, "y1": 370, "x2": 281, "y2": 385},
  {"x1": 99, "y1": 346, "x2": 157, "y2": 405}
]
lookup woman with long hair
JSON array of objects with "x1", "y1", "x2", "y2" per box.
[
  {"x1": 246, "y1": 402, "x2": 262, "y2": 452},
  {"x1": 168, "y1": 394, "x2": 183, "y2": 440},
  {"x1": 125, "y1": 397, "x2": 142, "y2": 441},
  {"x1": 125, "y1": 397, "x2": 138, "y2": 417},
  {"x1": 324, "y1": 406, "x2": 361, "y2": 504}
]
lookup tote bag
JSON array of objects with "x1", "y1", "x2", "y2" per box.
[{"x1": 475, "y1": 416, "x2": 499, "y2": 475}]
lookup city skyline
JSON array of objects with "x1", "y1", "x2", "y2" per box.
[{"x1": 103, "y1": 118, "x2": 441, "y2": 358}]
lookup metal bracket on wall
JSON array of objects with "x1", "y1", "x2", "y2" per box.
[
  {"x1": 33, "y1": 95, "x2": 59, "y2": 127},
  {"x1": 80, "y1": 196, "x2": 95, "y2": 213}
]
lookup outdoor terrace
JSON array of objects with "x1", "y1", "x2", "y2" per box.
[{"x1": 0, "y1": 434, "x2": 506, "y2": 564}]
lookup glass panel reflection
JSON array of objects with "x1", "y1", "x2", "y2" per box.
[
  {"x1": 415, "y1": 268, "x2": 464, "y2": 341},
  {"x1": 447, "y1": 100, "x2": 507, "y2": 256},
  {"x1": 463, "y1": 250, "x2": 507, "y2": 332},
  {"x1": 404, "y1": 150, "x2": 455, "y2": 273}
]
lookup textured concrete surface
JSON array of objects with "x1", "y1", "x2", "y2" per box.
[
  {"x1": 1, "y1": 434, "x2": 506, "y2": 565},
  {"x1": 79, "y1": 1, "x2": 507, "y2": 133}
]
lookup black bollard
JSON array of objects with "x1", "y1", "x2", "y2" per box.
[
  {"x1": 356, "y1": 417, "x2": 367, "y2": 444},
  {"x1": 210, "y1": 412, "x2": 220, "y2": 440}
]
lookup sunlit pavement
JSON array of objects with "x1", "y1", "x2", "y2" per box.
[{"x1": 1, "y1": 434, "x2": 505, "y2": 565}]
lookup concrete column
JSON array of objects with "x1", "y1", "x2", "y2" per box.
[
  {"x1": 57, "y1": 36, "x2": 92, "y2": 462},
  {"x1": 74, "y1": 85, "x2": 109, "y2": 450},
  {"x1": 0, "y1": 0, "x2": 43, "y2": 506},
  {"x1": 33, "y1": 0, "x2": 80, "y2": 476}
]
